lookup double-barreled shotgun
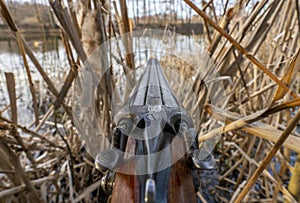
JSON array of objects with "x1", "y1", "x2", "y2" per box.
[{"x1": 95, "y1": 59, "x2": 215, "y2": 203}]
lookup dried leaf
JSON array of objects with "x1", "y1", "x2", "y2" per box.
[
  {"x1": 4, "y1": 72, "x2": 17, "y2": 125},
  {"x1": 204, "y1": 104, "x2": 300, "y2": 153},
  {"x1": 272, "y1": 48, "x2": 300, "y2": 102},
  {"x1": 287, "y1": 154, "x2": 300, "y2": 200}
]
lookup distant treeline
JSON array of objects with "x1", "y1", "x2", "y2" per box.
[{"x1": 0, "y1": 2, "x2": 57, "y2": 28}]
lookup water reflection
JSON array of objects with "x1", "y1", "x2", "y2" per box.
[{"x1": 0, "y1": 37, "x2": 69, "y2": 126}]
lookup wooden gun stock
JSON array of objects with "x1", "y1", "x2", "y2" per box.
[{"x1": 111, "y1": 158, "x2": 196, "y2": 203}]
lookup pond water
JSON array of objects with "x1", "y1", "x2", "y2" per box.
[
  {"x1": 0, "y1": 38, "x2": 69, "y2": 126},
  {"x1": 0, "y1": 34, "x2": 205, "y2": 126}
]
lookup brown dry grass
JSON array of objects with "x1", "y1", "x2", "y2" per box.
[{"x1": 0, "y1": 0, "x2": 300, "y2": 202}]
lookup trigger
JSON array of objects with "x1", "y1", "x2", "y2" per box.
[{"x1": 145, "y1": 178, "x2": 156, "y2": 203}]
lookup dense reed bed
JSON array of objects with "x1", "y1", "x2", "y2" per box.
[{"x1": 0, "y1": 0, "x2": 299, "y2": 202}]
